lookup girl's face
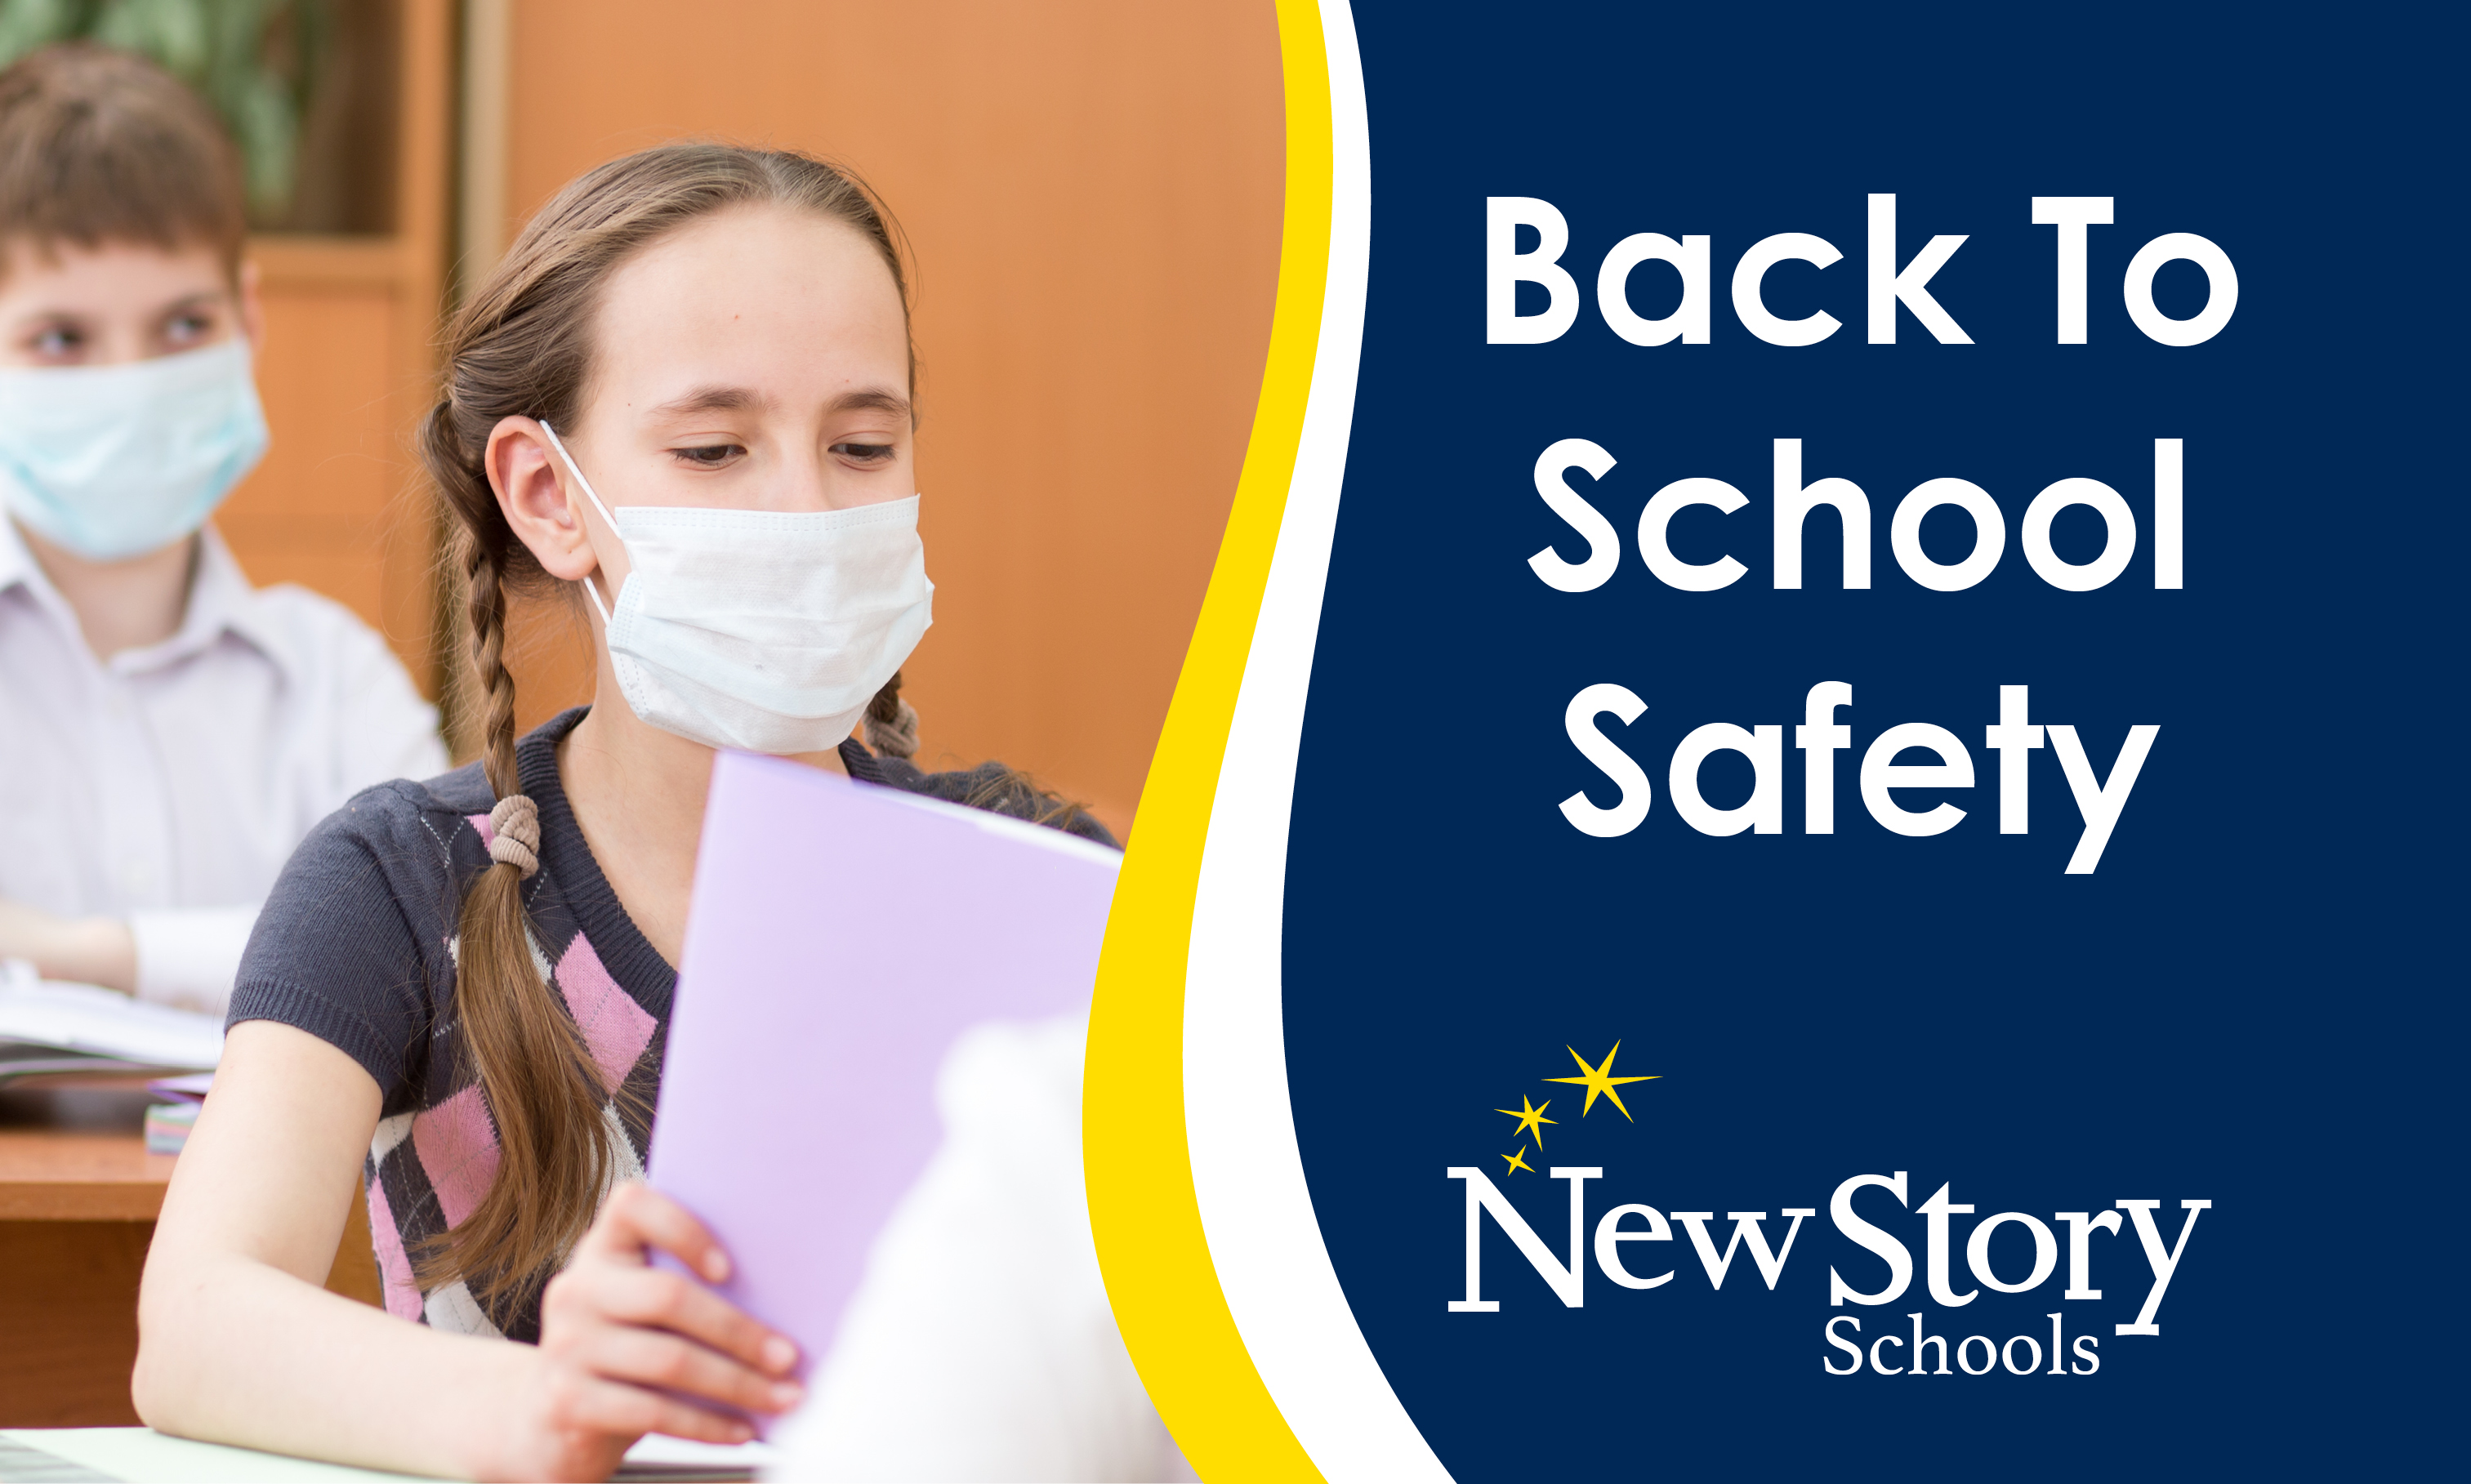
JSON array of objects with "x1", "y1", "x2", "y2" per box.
[{"x1": 496, "y1": 203, "x2": 914, "y2": 598}]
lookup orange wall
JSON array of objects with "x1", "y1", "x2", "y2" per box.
[
  {"x1": 219, "y1": 1, "x2": 455, "y2": 701},
  {"x1": 220, "y1": 278, "x2": 408, "y2": 645},
  {"x1": 497, "y1": 0, "x2": 1285, "y2": 838},
  {"x1": 221, "y1": 243, "x2": 444, "y2": 684}
]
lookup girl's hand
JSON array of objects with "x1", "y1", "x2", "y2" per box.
[{"x1": 491, "y1": 1181, "x2": 802, "y2": 1482}]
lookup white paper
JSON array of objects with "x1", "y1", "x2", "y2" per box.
[
  {"x1": 620, "y1": 1433, "x2": 775, "y2": 1478},
  {"x1": 0, "y1": 978, "x2": 224, "y2": 1069}
]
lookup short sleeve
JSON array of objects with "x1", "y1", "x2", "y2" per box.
[{"x1": 225, "y1": 786, "x2": 447, "y2": 1103}]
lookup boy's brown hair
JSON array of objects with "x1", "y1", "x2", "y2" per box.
[{"x1": 0, "y1": 42, "x2": 245, "y2": 277}]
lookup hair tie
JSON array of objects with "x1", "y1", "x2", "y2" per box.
[
  {"x1": 863, "y1": 696, "x2": 920, "y2": 759},
  {"x1": 488, "y1": 794, "x2": 541, "y2": 879}
]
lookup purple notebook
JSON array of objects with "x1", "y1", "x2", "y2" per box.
[{"x1": 646, "y1": 751, "x2": 1120, "y2": 1401}]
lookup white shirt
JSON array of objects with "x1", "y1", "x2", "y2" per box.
[
  {"x1": 0, "y1": 518, "x2": 447, "y2": 1014},
  {"x1": 769, "y1": 1014, "x2": 1193, "y2": 1482}
]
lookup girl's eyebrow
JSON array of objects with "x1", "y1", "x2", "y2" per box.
[
  {"x1": 646, "y1": 384, "x2": 914, "y2": 423},
  {"x1": 649, "y1": 384, "x2": 768, "y2": 418},
  {"x1": 828, "y1": 387, "x2": 913, "y2": 421}
]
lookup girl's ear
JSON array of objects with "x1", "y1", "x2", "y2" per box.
[{"x1": 486, "y1": 417, "x2": 600, "y2": 583}]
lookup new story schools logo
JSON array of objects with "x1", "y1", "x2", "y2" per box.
[{"x1": 1447, "y1": 1046, "x2": 2211, "y2": 1377}]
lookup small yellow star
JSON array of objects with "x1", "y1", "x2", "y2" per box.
[
  {"x1": 1501, "y1": 1146, "x2": 1534, "y2": 1175},
  {"x1": 1494, "y1": 1095, "x2": 1555, "y2": 1146},
  {"x1": 1545, "y1": 1041, "x2": 1659, "y2": 1121}
]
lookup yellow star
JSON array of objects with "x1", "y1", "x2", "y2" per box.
[
  {"x1": 1501, "y1": 1146, "x2": 1534, "y2": 1175},
  {"x1": 1544, "y1": 1042, "x2": 1659, "y2": 1121},
  {"x1": 1494, "y1": 1095, "x2": 1555, "y2": 1146}
]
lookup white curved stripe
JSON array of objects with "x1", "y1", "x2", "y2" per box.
[{"x1": 1182, "y1": 4, "x2": 1452, "y2": 1482}]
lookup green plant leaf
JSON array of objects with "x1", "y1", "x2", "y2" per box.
[
  {"x1": 0, "y1": 0, "x2": 83, "y2": 70},
  {"x1": 93, "y1": 0, "x2": 210, "y2": 80}
]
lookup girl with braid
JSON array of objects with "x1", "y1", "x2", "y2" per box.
[{"x1": 134, "y1": 146, "x2": 1180, "y2": 1482}]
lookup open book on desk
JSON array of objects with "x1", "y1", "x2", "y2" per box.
[
  {"x1": 647, "y1": 751, "x2": 1121, "y2": 1431},
  {"x1": 0, "y1": 958, "x2": 223, "y2": 1085}
]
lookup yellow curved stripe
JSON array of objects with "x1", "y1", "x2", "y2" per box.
[{"x1": 1083, "y1": 2, "x2": 1333, "y2": 1481}]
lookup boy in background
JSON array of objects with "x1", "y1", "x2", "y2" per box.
[{"x1": 0, "y1": 43, "x2": 444, "y2": 1014}]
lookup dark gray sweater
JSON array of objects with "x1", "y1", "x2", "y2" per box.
[{"x1": 225, "y1": 705, "x2": 1113, "y2": 1340}]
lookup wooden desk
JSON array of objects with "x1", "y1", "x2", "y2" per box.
[{"x1": 0, "y1": 1077, "x2": 379, "y2": 1427}]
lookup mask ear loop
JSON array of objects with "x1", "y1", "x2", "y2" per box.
[{"x1": 537, "y1": 421, "x2": 623, "y2": 626}]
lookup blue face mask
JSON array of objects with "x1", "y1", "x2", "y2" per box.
[{"x1": 0, "y1": 339, "x2": 270, "y2": 560}]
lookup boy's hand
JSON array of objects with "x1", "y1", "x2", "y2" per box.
[
  {"x1": 492, "y1": 1181, "x2": 801, "y2": 1482},
  {"x1": 0, "y1": 900, "x2": 134, "y2": 992}
]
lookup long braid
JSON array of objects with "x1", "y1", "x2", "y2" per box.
[
  {"x1": 861, "y1": 670, "x2": 919, "y2": 758},
  {"x1": 415, "y1": 428, "x2": 624, "y2": 1318},
  {"x1": 462, "y1": 522, "x2": 520, "y2": 799}
]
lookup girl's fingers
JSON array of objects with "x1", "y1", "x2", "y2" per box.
[
  {"x1": 586, "y1": 1326, "x2": 804, "y2": 1416},
  {"x1": 554, "y1": 1374, "x2": 757, "y2": 1446},
  {"x1": 587, "y1": 1182, "x2": 732, "y2": 1283},
  {"x1": 590, "y1": 1264, "x2": 798, "y2": 1377}
]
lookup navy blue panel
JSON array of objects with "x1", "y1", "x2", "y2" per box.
[{"x1": 1282, "y1": 4, "x2": 2455, "y2": 1478}]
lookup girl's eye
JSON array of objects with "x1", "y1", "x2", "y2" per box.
[
  {"x1": 30, "y1": 325, "x2": 80, "y2": 357},
  {"x1": 163, "y1": 312, "x2": 212, "y2": 344},
  {"x1": 671, "y1": 443, "x2": 744, "y2": 468},
  {"x1": 832, "y1": 441, "x2": 896, "y2": 464}
]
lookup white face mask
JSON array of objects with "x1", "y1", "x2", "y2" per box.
[
  {"x1": 541, "y1": 422, "x2": 933, "y2": 755},
  {"x1": 0, "y1": 339, "x2": 269, "y2": 560}
]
